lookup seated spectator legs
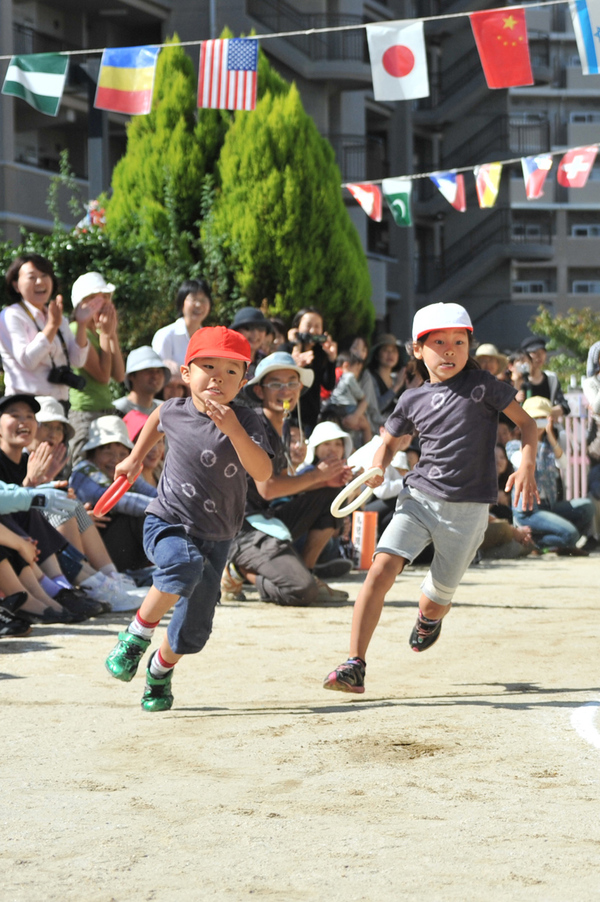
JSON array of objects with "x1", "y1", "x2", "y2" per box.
[{"x1": 513, "y1": 506, "x2": 579, "y2": 551}]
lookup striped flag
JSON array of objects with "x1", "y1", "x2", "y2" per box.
[
  {"x1": 2, "y1": 53, "x2": 69, "y2": 116},
  {"x1": 95, "y1": 46, "x2": 161, "y2": 116},
  {"x1": 569, "y1": 0, "x2": 600, "y2": 74},
  {"x1": 474, "y1": 162, "x2": 503, "y2": 208},
  {"x1": 198, "y1": 38, "x2": 258, "y2": 111}
]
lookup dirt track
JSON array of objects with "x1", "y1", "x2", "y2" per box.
[{"x1": 2, "y1": 554, "x2": 600, "y2": 901}]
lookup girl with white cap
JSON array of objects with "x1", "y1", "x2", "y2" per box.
[{"x1": 324, "y1": 302, "x2": 539, "y2": 694}]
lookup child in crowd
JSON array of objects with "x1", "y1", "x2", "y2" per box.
[
  {"x1": 105, "y1": 327, "x2": 273, "y2": 712},
  {"x1": 323, "y1": 302, "x2": 538, "y2": 694},
  {"x1": 327, "y1": 352, "x2": 372, "y2": 445},
  {"x1": 113, "y1": 347, "x2": 170, "y2": 416},
  {"x1": 123, "y1": 410, "x2": 165, "y2": 488}
]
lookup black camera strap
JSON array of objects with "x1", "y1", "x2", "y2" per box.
[{"x1": 18, "y1": 300, "x2": 71, "y2": 368}]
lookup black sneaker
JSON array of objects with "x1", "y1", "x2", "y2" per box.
[
  {"x1": 54, "y1": 588, "x2": 102, "y2": 619},
  {"x1": 409, "y1": 614, "x2": 442, "y2": 652},
  {"x1": 313, "y1": 558, "x2": 353, "y2": 579},
  {"x1": 323, "y1": 657, "x2": 366, "y2": 694},
  {"x1": 0, "y1": 606, "x2": 31, "y2": 638}
]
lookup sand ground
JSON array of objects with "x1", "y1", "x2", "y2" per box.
[{"x1": 2, "y1": 554, "x2": 600, "y2": 901}]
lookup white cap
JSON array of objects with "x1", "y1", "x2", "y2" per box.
[
  {"x1": 35, "y1": 395, "x2": 75, "y2": 441},
  {"x1": 82, "y1": 415, "x2": 134, "y2": 452},
  {"x1": 71, "y1": 272, "x2": 116, "y2": 307},
  {"x1": 412, "y1": 303, "x2": 473, "y2": 342},
  {"x1": 305, "y1": 420, "x2": 352, "y2": 465}
]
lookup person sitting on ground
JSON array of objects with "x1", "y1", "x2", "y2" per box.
[
  {"x1": 0, "y1": 254, "x2": 92, "y2": 413},
  {"x1": 151, "y1": 278, "x2": 212, "y2": 367},
  {"x1": 113, "y1": 347, "x2": 170, "y2": 417},
  {"x1": 325, "y1": 351, "x2": 372, "y2": 445},
  {"x1": 123, "y1": 410, "x2": 165, "y2": 489},
  {"x1": 518, "y1": 335, "x2": 570, "y2": 418},
  {"x1": 70, "y1": 415, "x2": 157, "y2": 573},
  {"x1": 68, "y1": 272, "x2": 126, "y2": 465},
  {"x1": 221, "y1": 352, "x2": 352, "y2": 605},
  {"x1": 29, "y1": 396, "x2": 146, "y2": 611},
  {"x1": 508, "y1": 396, "x2": 594, "y2": 554},
  {"x1": 582, "y1": 364, "x2": 600, "y2": 548}
]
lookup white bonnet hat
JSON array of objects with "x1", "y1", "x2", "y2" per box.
[
  {"x1": 82, "y1": 415, "x2": 134, "y2": 452},
  {"x1": 305, "y1": 420, "x2": 352, "y2": 465}
]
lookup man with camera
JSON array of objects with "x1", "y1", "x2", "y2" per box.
[{"x1": 0, "y1": 254, "x2": 93, "y2": 416}]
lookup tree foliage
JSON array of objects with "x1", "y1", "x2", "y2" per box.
[
  {"x1": 202, "y1": 83, "x2": 373, "y2": 339},
  {"x1": 529, "y1": 305, "x2": 600, "y2": 384}
]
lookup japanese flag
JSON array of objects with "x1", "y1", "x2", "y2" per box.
[{"x1": 366, "y1": 21, "x2": 429, "y2": 101}]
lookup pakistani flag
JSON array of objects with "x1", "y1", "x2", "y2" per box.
[
  {"x1": 382, "y1": 177, "x2": 413, "y2": 226},
  {"x1": 2, "y1": 54, "x2": 69, "y2": 116}
]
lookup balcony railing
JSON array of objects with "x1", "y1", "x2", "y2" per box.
[
  {"x1": 247, "y1": 0, "x2": 365, "y2": 61},
  {"x1": 444, "y1": 115, "x2": 551, "y2": 167},
  {"x1": 328, "y1": 134, "x2": 389, "y2": 183},
  {"x1": 13, "y1": 22, "x2": 79, "y2": 55}
]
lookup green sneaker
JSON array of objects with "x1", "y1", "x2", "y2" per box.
[
  {"x1": 141, "y1": 655, "x2": 174, "y2": 712},
  {"x1": 105, "y1": 631, "x2": 150, "y2": 682}
]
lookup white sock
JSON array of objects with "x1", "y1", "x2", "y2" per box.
[
  {"x1": 149, "y1": 650, "x2": 175, "y2": 679},
  {"x1": 101, "y1": 564, "x2": 118, "y2": 576},
  {"x1": 128, "y1": 612, "x2": 158, "y2": 640}
]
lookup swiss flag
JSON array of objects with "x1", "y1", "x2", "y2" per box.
[
  {"x1": 557, "y1": 146, "x2": 598, "y2": 187},
  {"x1": 366, "y1": 21, "x2": 429, "y2": 101},
  {"x1": 346, "y1": 184, "x2": 382, "y2": 221}
]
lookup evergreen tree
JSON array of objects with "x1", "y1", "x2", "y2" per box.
[
  {"x1": 105, "y1": 36, "x2": 229, "y2": 266},
  {"x1": 202, "y1": 83, "x2": 373, "y2": 338},
  {"x1": 530, "y1": 305, "x2": 600, "y2": 383}
]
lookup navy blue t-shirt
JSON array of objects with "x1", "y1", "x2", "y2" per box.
[
  {"x1": 385, "y1": 369, "x2": 516, "y2": 504},
  {"x1": 146, "y1": 397, "x2": 273, "y2": 541}
]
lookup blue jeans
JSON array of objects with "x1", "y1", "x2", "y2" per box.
[
  {"x1": 513, "y1": 498, "x2": 594, "y2": 549},
  {"x1": 143, "y1": 514, "x2": 231, "y2": 656}
]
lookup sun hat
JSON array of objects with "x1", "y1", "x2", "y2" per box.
[
  {"x1": 244, "y1": 352, "x2": 314, "y2": 403},
  {"x1": 124, "y1": 346, "x2": 171, "y2": 390},
  {"x1": 0, "y1": 393, "x2": 40, "y2": 415},
  {"x1": 34, "y1": 395, "x2": 75, "y2": 441},
  {"x1": 71, "y1": 272, "x2": 115, "y2": 308},
  {"x1": 475, "y1": 343, "x2": 509, "y2": 372},
  {"x1": 82, "y1": 415, "x2": 134, "y2": 452},
  {"x1": 412, "y1": 303, "x2": 473, "y2": 342},
  {"x1": 184, "y1": 326, "x2": 252, "y2": 367},
  {"x1": 230, "y1": 307, "x2": 273, "y2": 332},
  {"x1": 304, "y1": 420, "x2": 353, "y2": 465},
  {"x1": 522, "y1": 395, "x2": 553, "y2": 427},
  {"x1": 123, "y1": 409, "x2": 149, "y2": 443},
  {"x1": 521, "y1": 335, "x2": 547, "y2": 354}
]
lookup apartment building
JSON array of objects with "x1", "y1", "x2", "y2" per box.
[{"x1": 1, "y1": 0, "x2": 598, "y2": 346}]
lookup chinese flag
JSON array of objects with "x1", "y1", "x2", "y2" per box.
[{"x1": 469, "y1": 7, "x2": 534, "y2": 89}]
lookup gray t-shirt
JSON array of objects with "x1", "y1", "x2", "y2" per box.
[
  {"x1": 385, "y1": 369, "x2": 516, "y2": 504},
  {"x1": 146, "y1": 397, "x2": 273, "y2": 541}
]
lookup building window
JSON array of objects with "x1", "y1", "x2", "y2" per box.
[
  {"x1": 569, "y1": 111, "x2": 600, "y2": 123},
  {"x1": 513, "y1": 281, "x2": 547, "y2": 294},
  {"x1": 512, "y1": 223, "x2": 543, "y2": 239},
  {"x1": 572, "y1": 281, "x2": 600, "y2": 293},
  {"x1": 571, "y1": 224, "x2": 600, "y2": 237}
]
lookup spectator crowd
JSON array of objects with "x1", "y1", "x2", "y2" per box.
[{"x1": 0, "y1": 251, "x2": 598, "y2": 642}]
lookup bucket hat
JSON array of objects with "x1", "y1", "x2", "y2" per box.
[
  {"x1": 71, "y1": 272, "x2": 115, "y2": 308},
  {"x1": 35, "y1": 395, "x2": 75, "y2": 441},
  {"x1": 124, "y1": 346, "x2": 171, "y2": 390},
  {"x1": 475, "y1": 343, "x2": 509, "y2": 372},
  {"x1": 522, "y1": 395, "x2": 553, "y2": 427},
  {"x1": 244, "y1": 351, "x2": 314, "y2": 403},
  {"x1": 82, "y1": 415, "x2": 134, "y2": 452},
  {"x1": 305, "y1": 420, "x2": 352, "y2": 465}
]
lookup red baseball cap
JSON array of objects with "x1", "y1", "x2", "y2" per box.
[{"x1": 184, "y1": 326, "x2": 252, "y2": 366}]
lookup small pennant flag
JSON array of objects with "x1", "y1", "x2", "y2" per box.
[
  {"x1": 569, "y1": 0, "x2": 600, "y2": 74},
  {"x1": 346, "y1": 184, "x2": 383, "y2": 221},
  {"x1": 430, "y1": 172, "x2": 467, "y2": 211},
  {"x1": 469, "y1": 8, "x2": 534, "y2": 89},
  {"x1": 521, "y1": 154, "x2": 553, "y2": 199},
  {"x1": 95, "y1": 46, "x2": 161, "y2": 115},
  {"x1": 198, "y1": 38, "x2": 258, "y2": 111},
  {"x1": 366, "y1": 21, "x2": 429, "y2": 101},
  {"x1": 474, "y1": 163, "x2": 503, "y2": 208},
  {"x1": 382, "y1": 178, "x2": 412, "y2": 226},
  {"x1": 557, "y1": 146, "x2": 598, "y2": 187},
  {"x1": 2, "y1": 53, "x2": 69, "y2": 116}
]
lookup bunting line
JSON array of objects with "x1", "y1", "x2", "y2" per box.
[{"x1": 0, "y1": 0, "x2": 573, "y2": 62}]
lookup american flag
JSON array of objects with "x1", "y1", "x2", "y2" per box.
[{"x1": 198, "y1": 38, "x2": 258, "y2": 111}]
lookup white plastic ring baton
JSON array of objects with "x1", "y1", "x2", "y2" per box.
[{"x1": 330, "y1": 467, "x2": 383, "y2": 519}]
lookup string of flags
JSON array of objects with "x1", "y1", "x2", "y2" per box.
[
  {"x1": 1, "y1": 0, "x2": 599, "y2": 117},
  {"x1": 345, "y1": 145, "x2": 600, "y2": 226}
]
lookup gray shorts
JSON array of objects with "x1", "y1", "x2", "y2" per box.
[{"x1": 376, "y1": 486, "x2": 489, "y2": 606}]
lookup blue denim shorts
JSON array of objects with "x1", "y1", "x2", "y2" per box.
[
  {"x1": 376, "y1": 486, "x2": 488, "y2": 606},
  {"x1": 143, "y1": 514, "x2": 231, "y2": 656}
]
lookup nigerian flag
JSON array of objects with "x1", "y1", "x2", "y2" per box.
[
  {"x1": 382, "y1": 177, "x2": 413, "y2": 227},
  {"x1": 2, "y1": 54, "x2": 69, "y2": 116}
]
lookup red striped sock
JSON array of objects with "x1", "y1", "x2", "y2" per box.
[{"x1": 150, "y1": 649, "x2": 176, "y2": 679}]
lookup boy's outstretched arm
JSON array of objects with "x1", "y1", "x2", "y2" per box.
[
  {"x1": 205, "y1": 399, "x2": 272, "y2": 482},
  {"x1": 503, "y1": 400, "x2": 539, "y2": 510}
]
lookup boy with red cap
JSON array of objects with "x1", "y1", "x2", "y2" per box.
[{"x1": 105, "y1": 326, "x2": 273, "y2": 711}]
